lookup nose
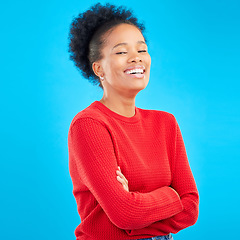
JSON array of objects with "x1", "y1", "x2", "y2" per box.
[{"x1": 128, "y1": 52, "x2": 142, "y2": 63}]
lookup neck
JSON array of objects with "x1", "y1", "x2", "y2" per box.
[{"x1": 100, "y1": 94, "x2": 136, "y2": 118}]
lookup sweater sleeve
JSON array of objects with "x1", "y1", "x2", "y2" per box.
[
  {"x1": 68, "y1": 117, "x2": 184, "y2": 230},
  {"x1": 126, "y1": 118, "x2": 199, "y2": 235}
]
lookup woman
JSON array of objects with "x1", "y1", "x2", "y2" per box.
[{"x1": 68, "y1": 3, "x2": 199, "y2": 240}]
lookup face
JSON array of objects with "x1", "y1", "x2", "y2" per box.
[{"x1": 93, "y1": 23, "x2": 151, "y2": 97}]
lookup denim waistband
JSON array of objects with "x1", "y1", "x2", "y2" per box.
[{"x1": 136, "y1": 233, "x2": 173, "y2": 240}]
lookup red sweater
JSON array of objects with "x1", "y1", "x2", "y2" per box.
[{"x1": 68, "y1": 101, "x2": 199, "y2": 240}]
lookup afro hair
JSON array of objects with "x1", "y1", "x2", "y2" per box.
[{"x1": 68, "y1": 3, "x2": 146, "y2": 87}]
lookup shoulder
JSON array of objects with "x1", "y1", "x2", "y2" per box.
[
  {"x1": 69, "y1": 102, "x2": 107, "y2": 130},
  {"x1": 137, "y1": 107, "x2": 177, "y2": 125}
]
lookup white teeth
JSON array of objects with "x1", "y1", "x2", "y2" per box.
[{"x1": 125, "y1": 68, "x2": 144, "y2": 74}]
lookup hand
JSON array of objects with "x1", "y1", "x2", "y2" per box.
[
  {"x1": 171, "y1": 187, "x2": 180, "y2": 197},
  {"x1": 116, "y1": 166, "x2": 129, "y2": 192}
]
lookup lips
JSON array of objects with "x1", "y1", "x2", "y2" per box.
[{"x1": 124, "y1": 65, "x2": 145, "y2": 78}]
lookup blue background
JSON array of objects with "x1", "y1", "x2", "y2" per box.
[{"x1": 1, "y1": 0, "x2": 239, "y2": 239}]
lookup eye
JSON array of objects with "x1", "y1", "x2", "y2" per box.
[
  {"x1": 138, "y1": 50, "x2": 147, "y2": 53},
  {"x1": 116, "y1": 52, "x2": 127, "y2": 55}
]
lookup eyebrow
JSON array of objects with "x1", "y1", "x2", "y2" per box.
[{"x1": 112, "y1": 41, "x2": 147, "y2": 50}]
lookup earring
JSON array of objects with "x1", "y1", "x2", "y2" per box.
[{"x1": 100, "y1": 76, "x2": 104, "y2": 81}]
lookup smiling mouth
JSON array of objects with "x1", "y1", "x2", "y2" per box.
[
  {"x1": 125, "y1": 68, "x2": 145, "y2": 75},
  {"x1": 124, "y1": 65, "x2": 146, "y2": 76}
]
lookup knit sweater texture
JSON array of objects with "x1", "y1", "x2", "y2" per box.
[{"x1": 68, "y1": 101, "x2": 199, "y2": 240}]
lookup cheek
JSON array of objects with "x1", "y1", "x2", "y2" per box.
[
  {"x1": 103, "y1": 56, "x2": 123, "y2": 75},
  {"x1": 146, "y1": 53, "x2": 151, "y2": 66},
  {"x1": 109, "y1": 60, "x2": 125, "y2": 76},
  {"x1": 102, "y1": 59, "x2": 114, "y2": 77}
]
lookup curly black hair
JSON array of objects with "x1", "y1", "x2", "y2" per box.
[{"x1": 68, "y1": 3, "x2": 146, "y2": 87}]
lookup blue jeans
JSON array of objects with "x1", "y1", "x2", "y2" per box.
[{"x1": 137, "y1": 233, "x2": 174, "y2": 240}]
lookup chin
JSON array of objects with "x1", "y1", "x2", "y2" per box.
[{"x1": 129, "y1": 81, "x2": 149, "y2": 94}]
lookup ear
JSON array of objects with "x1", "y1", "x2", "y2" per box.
[{"x1": 92, "y1": 61, "x2": 104, "y2": 78}]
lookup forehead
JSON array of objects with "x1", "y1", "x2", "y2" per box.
[{"x1": 104, "y1": 23, "x2": 145, "y2": 46}]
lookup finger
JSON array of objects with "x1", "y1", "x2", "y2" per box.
[
  {"x1": 116, "y1": 170, "x2": 128, "y2": 183},
  {"x1": 117, "y1": 176, "x2": 127, "y2": 186},
  {"x1": 117, "y1": 172, "x2": 127, "y2": 183},
  {"x1": 123, "y1": 184, "x2": 129, "y2": 192},
  {"x1": 116, "y1": 174, "x2": 128, "y2": 188},
  {"x1": 116, "y1": 169, "x2": 129, "y2": 192},
  {"x1": 117, "y1": 176, "x2": 129, "y2": 191}
]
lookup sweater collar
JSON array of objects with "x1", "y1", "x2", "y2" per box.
[{"x1": 92, "y1": 101, "x2": 140, "y2": 123}]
